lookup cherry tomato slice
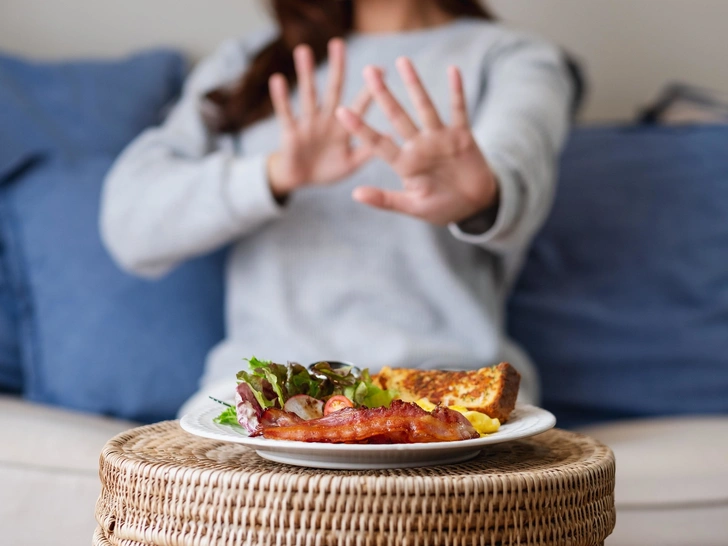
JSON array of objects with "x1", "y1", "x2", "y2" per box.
[{"x1": 323, "y1": 395, "x2": 355, "y2": 416}]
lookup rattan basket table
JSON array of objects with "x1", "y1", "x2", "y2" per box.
[{"x1": 94, "y1": 422, "x2": 615, "y2": 546}]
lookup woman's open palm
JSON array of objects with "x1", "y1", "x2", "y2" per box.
[
  {"x1": 267, "y1": 39, "x2": 372, "y2": 199},
  {"x1": 336, "y1": 59, "x2": 498, "y2": 226}
]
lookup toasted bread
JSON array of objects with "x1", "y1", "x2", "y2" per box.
[{"x1": 373, "y1": 362, "x2": 521, "y2": 422}]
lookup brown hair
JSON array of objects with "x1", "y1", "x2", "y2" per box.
[{"x1": 207, "y1": 0, "x2": 494, "y2": 133}]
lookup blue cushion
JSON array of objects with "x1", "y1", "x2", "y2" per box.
[
  {"x1": 508, "y1": 125, "x2": 728, "y2": 428},
  {"x1": 3, "y1": 157, "x2": 225, "y2": 422},
  {"x1": 0, "y1": 81, "x2": 49, "y2": 183},
  {"x1": 0, "y1": 64, "x2": 50, "y2": 393},
  {"x1": 0, "y1": 222, "x2": 22, "y2": 393},
  {"x1": 0, "y1": 50, "x2": 226, "y2": 422},
  {"x1": 0, "y1": 50, "x2": 185, "y2": 157}
]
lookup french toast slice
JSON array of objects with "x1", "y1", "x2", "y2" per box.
[{"x1": 373, "y1": 362, "x2": 521, "y2": 422}]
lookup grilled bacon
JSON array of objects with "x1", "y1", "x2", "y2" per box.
[
  {"x1": 259, "y1": 400, "x2": 479, "y2": 443},
  {"x1": 257, "y1": 408, "x2": 305, "y2": 429}
]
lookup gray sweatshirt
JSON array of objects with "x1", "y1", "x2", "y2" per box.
[{"x1": 100, "y1": 19, "x2": 573, "y2": 410}]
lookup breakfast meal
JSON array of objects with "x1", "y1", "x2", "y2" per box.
[{"x1": 213, "y1": 357, "x2": 521, "y2": 444}]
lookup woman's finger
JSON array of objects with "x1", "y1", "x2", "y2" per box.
[
  {"x1": 322, "y1": 38, "x2": 346, "y2": 114},
  {"x1": 294, "y1": 44, "x2": 318, "y2": 119},
  {"x1": 349, "y1": 145, "x2": 374, "y2": 171},
  {"x1": 448, "y1": 66, "x2": 469, "y2": 128},
  {"x1": 336, "y1": 106, "x2": 400, "y2": 163},
  {"x1": 349, "y1": 87, "x2": 373, "y2": 117},
  {"x1": 352, "y1": 186, "x2": 418, "y2": 216},
  {"x1": 396, "y1": 57, "x2": 444, "y2": 130},
  {"x1": 332, "y1": 88, "x2": 372, "y2": 139},
  {"x1": 269, "y1": 73, "x2": 296, "y2": 130},
  {"x1": 363, "y1": 65, "x2": 419, "y2": 140}
]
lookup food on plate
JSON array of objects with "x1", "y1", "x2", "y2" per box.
[
  {"x1": 283, "y1": 394, "x2": 325, "y2": 420},
  {"x1": 258, "y1": 400, "x2": 479, "y2": 443},
  {"x1": 414, "y1": 398, "x2": 500, "y2": 435},
  {"x1": 373, "y1": 362, "x2": 521, "y2": 422},
  {"x1": 323, "y1": 395, "x2": 355, "y2": 415},
  {"x1": 212, "y1": 358, "x2": 518, "y2": 443},
  {"x1": 213, "y1": 357, "x2": 396, "y2": 434}
]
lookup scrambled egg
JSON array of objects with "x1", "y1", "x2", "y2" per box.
[{"x1": 416, "y1": 398, "x2": 500, "y2": 436}]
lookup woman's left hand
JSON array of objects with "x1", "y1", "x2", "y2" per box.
[{"x1": 336, "y1": 58, "x2": 498, "y2": 226}]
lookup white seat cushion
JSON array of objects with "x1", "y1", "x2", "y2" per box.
[
  {"x1": 605, "y1": 504, "x2": 728, "y2": 546},
  {"x1": 0, "y1": 396, "x2": 137, "y2": 546},
  {"x1": 578, "y1": 416, "x2": 728, "y2": 546},
  {"x1": 578, "y1": 416, "x2": 728, "y2": 506}
]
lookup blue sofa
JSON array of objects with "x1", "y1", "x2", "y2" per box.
[{"x1": 1, "y1": 49, "x2": 726, "y2": 546}]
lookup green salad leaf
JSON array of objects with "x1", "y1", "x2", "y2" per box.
[
  {"x1": 309, "y1": 362, "x2": 359, "y2": 387},
  {"x1": 360, "y1": 369, "x2": 397, "y2": 408},
  {"x1": 236, "y1": 368, "x2": 277, "y2": 409},
  {"x1": 342, "y1": 369, "x2": 397, "y2": 408},
  {"x1": 213, "y1": 406, "x2": 240, "y2": 427},
  {"x1": 286, "y1": 362, "x2": 324, "y2": 399},
  {"x1": 230, "y1": 357, "x2": 397, "y2": 416}
]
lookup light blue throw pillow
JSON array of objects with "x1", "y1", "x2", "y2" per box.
[
  {"x1": 0, "y1": 50, "x2": 226, "y2": 422},
  {"x1": 0, "y1": 49, "x2": 184, "y2": 156},
  {"x1": 508, "y1": 125, "x2": 728, "y2": 428},
  {"x1": 0, "y1": 232, "x2": 22, "y2": 393},
  {"x1": 0, "y1": 72, "x2": 50, "y2": 393}
]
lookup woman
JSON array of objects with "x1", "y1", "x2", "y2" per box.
[{"x1": 101, "y1": 0, "x2": 575, "y2": 413}]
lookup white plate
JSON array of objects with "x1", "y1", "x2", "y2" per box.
[{"x1": 180, "y1": 405, "x2": 556, "y2": 470}]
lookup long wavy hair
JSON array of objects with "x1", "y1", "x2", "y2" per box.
[{"x1": 207, "y1": 0, "x2": 495, "y2": 133}]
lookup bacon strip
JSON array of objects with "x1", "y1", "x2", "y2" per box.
[
  {"x1": 260, "y1": 400, "x2": 479, "y2": 443},
  {"x1": 257, "y1": 408, "x2": 305, "y2": 429}
]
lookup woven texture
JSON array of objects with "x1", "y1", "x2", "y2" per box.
[{"x1": 95, "y1": 422, "x2": 615, "y2": 546}]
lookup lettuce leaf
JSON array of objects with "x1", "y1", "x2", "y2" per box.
[
  {"x1": 362, "y1": 383, "x2": 396, "y2": 408},
  {"x1": 230, "y1": 357, "x2": 396, "y2": 417},
  {"x1": 309, "y1": 362, "x2": 359, "y2": 387},
  {"x1": 349, "y1": 369, "x2": 397, "y2": 408},
  {"x1": 286, "y1": 362, "x2": 325, "y2": 399},
  {"x1": 260, "y1": 368, "x2": 286, "y2": 407},
  {"x1": 213, "y1": 406, "x2": 240, "y2": 427},
  {"x1": 236, "y1": 368, "x2": 276, "y2": 409}
]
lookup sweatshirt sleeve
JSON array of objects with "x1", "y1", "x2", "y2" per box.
[
  {"x1": 100, "y1": 37, "x2": 283, "y2": 279},
  {"x1": 448, "y1": 35, "x2": 573, "y2": 255}
]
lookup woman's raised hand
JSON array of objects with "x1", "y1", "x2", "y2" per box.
[
  {"x1": 336, "y1": 59, "x2": 499, "y2": 226},
  {"x1": 267, "y1": 39, "x2": 372, "y2": 200}
]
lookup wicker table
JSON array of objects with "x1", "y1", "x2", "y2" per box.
[{"x1": 94, "y1": 422, "x2": 615, "y2": 546}]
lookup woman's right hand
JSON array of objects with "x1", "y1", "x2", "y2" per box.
[{"x1": 267, "y1": 39, "x2": 373, "y2": 200}]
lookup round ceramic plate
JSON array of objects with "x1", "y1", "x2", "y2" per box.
[{"x1": 180, "y1": 405, "x2": 556, "y2": 470}]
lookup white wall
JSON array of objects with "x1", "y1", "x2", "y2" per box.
[
  {"x1": 0, "y1": 0, "x2": 269, "y2": 61},
  {"x1": 1, "y1": 0, "x2": 726, "y2": 122},
  {"x1": 490, "y1": 0, "x2": 728, "y2": 122}
]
